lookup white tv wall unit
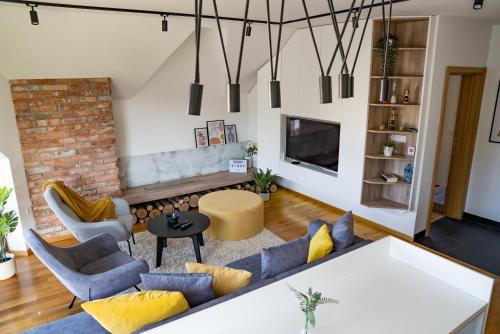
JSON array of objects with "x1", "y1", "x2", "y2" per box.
[{"x1": 149, "y1": 237, "x2": 494, "y2": 334}]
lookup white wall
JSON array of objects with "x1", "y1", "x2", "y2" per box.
[
  {"x1": 0, "y1": 76, "x2": 31, "y2": 250},
  {"x1": 466, "y1": 25, "x2": 500, "y2": 222},
  {"x1": 414, "y1": 16, "x2": 494, "y2": 232},
  {"x1": 257, "y1": 20, "x2": 419, "y2": 237},
  {"x1": 436, "y1": 75, "x2": 461, "y2": 188}
]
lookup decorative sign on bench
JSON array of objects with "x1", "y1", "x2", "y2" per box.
[{"x1": 229, "y1": 159, "x2": 247, "y2": 173}]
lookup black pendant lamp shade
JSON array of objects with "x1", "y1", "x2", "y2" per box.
[
  {"x1": 379, "y1": 0, "x2": 393, "y2": 103},
  {"x1": 213, "y1": 0, "x2": 250, "y2": 113},
  {"x1": 266, "y1": 0, "x2": 285, "y2": 109},
  {"x1": 162, "y1": 14, "x2": 168, "y2": 32},
  {"x1": 320, "y1": 75, "x2": 332, "y2": 104},
  {"x1": 339, "y1": 73, "x2": 350, "y2": 99},
  {"x1": 187, "y1": 0, "x2": 203, "y2": 116}
]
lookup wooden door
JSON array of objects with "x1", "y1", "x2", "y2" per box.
[{"x1": 445, "y1": 73, "x2": 486, "y2": 219}]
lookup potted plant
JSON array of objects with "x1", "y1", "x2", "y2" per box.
[
  {"x1": 289, "y1": 285, "x2": 339, "y2": 334},
  {"x1": 253, "y1": 168, "x2": 276, "y2": 201},
  {"x1": 244, "y1": 142, "x2": 258, "y2": 169},
  {"x1": 376, "y1": 33, "x2": 399, "y2": 76},
  {"x1": 0, "y1": 186, "x2": 19, "y2": 280},
  {"x1": 383, "y1": 141, "x2": 396, "y2": 157}
]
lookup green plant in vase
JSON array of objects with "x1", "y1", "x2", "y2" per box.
[
  {"x1": 376, "y1": 33, "x2": 399, "y2": 76},
  {"x1": 253, "y1": 168, "x2": 276, "y2": 202},
  {"x1": 0, "y1": 186, "x2": 19, "y2": 280},
  {"x1": 289, "y1": 285, "x2": 339, "y2": 334}
]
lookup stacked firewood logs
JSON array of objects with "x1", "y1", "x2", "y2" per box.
[{"x1": 129, "y1": 182, "x2": 278, "y2": 224}]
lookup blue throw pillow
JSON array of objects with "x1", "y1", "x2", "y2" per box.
[
  {"x1": 140, "y1": 273, "x2": 214, "y2": 307},
  {"x1": 332, "y1": 211, "x2": 354, "y2": 250},
  {"x1": 308, "y1": 212, "x2": 354, "y2": 251},
  {"x1": 261, "y1": 236, "x2": 309, "y2": 279}
]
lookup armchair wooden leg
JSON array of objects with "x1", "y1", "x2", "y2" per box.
[
  {"x1": 127, "y1": 240, "x2": 132, "y2": 257},
  {"x1": 131, "y1": 233, "x2": 136, "y2": 245},
  {"x1": 69, "y1": 296, "x2": 77, "y2": 309},
  {"x1": 134, "y1": 285, "x2": 141, "y2": 292}
]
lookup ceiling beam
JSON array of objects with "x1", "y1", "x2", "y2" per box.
[{"x1": 0, "y1": 0, "x2": 410, "y2": 25}]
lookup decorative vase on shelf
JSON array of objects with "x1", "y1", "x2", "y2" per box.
[
  {"x1": 383, "y1": 146, "x2": 394, "y2": 157},
  {"x1": 390, "y1": 81, "x2": 398, "y2": 104},
  {"x1": 404, "y1": 163, "x2": 414, "y2": 184},
  {"x1": 245, "y1": 156, "x2": 253, "y2": 169}
]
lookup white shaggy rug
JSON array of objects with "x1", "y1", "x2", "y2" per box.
[{"x1": 119, "y1": 229, "x2": 284, "y2": 273}]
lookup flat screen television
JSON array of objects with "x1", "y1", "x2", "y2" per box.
[{"x1": 285, "y1": 117, "x2": 340, "y2": 173}]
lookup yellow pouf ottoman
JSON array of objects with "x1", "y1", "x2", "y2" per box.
[{"x1": 198, "y1": 190, "x2": 264, "y2": 241}]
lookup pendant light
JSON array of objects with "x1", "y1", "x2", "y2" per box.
[
  {"x1": 380, "y1": 0, "x2": 393, "y2": 103},
  {"x1": 213, "y1": 0, "x2": 250, "y2": 113},
  {"x1": 28, "y1": 4, "x2": 39, "y2": 25},
  {"x1": 266, "y1": 0, "x2": 285, "y2": 109},
  {"x1": 349, "y1": 0, "x2": 375, "y2": 98},
  {"x1": 187, "y1": 0, "x2": 203, "y2": 116}
]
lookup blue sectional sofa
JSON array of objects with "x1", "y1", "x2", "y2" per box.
[{"x1": 24, "y1": 233, "x2": 371, "y2": 334}]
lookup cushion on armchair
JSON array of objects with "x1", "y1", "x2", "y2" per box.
[
  {"x1": 260, "y1": 236, "x2": 309, "y2": 279},
  {"x1": 140, "y1": 273, "x2": 215, "y2": 307},
  {"x1": 308, "y1": 211, "x2": 354, "y2": 251}
]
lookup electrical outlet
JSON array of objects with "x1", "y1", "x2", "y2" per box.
[{"x1": 390, "y1": 134, "x2": 407, "y2": 143}]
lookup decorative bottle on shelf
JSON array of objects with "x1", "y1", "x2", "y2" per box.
[
  {"x1": 390, "y1": 81, "x2": 398, "y2": 104},
  {"x1": 404, "y1": 163, "x2": 413, "y2": 184},
  {"x1": 403, "y1": 88, "x2": 410, "y2": 104},
  {"x1": 388, "y1": 108, "x2": 398, "y2": 130}
]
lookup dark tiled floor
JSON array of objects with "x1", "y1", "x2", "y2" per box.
[{"x1": 415, "y1": 215, "x2": 500, "y2": 276}]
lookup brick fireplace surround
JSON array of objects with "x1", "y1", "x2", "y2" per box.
[{"x1": 10, "y1": 78, "x2": 121, "y2": 238}]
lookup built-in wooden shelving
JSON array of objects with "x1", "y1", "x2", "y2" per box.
[{"x1": 361, "y1": 17, "x2": 429, "y2": 211}]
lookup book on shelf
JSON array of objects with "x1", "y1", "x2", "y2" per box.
[{"x1": 380, "y1": 173, "x2": 399, "y2": 183}]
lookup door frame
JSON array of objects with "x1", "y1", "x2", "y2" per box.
[{"x1": 424, "y1": 66, "x2": 487, "y2": 237}]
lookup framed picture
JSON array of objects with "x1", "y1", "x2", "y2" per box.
[
  {"x1": 489, "y1": 80, "x2": 500, "y2": 144},
  {"x1": 207, "y1": 120, "x2": 226, "y2": 146},
  {"x1": 225, "y1": 124, "x2": 238, "y2": 144},
  {"x1": 194, "y1": 128, "x2": 209, "y2": 148}
]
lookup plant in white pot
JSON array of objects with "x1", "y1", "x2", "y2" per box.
[
  {"x1": 244, "y1": 142, "x2": 258, "y2": 169},
  {"x1": 0, "y1": 186, "x2": 19, "y2": 280},
  {"x1": 383, "y1": 141, "x2": 396, "y2": 157},
  {"x1": 253, "y1": 168, "x2": 276, "y2": 202}
]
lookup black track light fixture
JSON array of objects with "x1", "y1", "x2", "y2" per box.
[
  {"x1": 352, "y1": 9, "x2": 359, "y2": 28},
  {"x1": 187, "y1": 0, "x2": 203, "y2": 116},
  {"x1": 473, "y1": 0, "x2": 484, "y2": 10},
  {"x1": 27, "y1": 4, "x2": 39, "y2": 25},
  {"x1": 246, "y1": 21, "x2": 252, "y2": 36},
  {"x1": 161, "y1": 14, "x2": 168, "y2": 32}
]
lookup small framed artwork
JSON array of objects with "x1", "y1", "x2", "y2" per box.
[
  {"x1": 489, "y1": 80, "x2": 500, "y2": 144},
  {"x1": 207, "y1": 120, "x2": 226, "y2": 146},
  {"x1": 225, "y1": 124, "x2": 238, "y2": 144},
  {"x1": 194, "y1": 128, "x2": 209, "y2": 148}
]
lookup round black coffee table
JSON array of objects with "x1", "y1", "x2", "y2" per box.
[{"x1": 148, "y1": 211, "x2": 210, "y2": 268}]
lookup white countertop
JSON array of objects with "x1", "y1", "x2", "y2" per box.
[{"x1": 146, "y1": 237, "x2": 494, "y2": 334}]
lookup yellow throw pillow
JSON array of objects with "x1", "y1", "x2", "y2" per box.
[
  {"x1": 185, "y1": 262, "x2": 252, "y2": 297},
  {"x1": 307, "y1": 224, "x2": 334, "y2": 263},
  {"x1": 81, "y1": 291, "x2": 189, "y2": 334}
]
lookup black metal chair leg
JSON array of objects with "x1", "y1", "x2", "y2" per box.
[
  {"x1": 131, "y1": 233, "x2": 136, "y2": 245},
  {"x1": 134, "y1": 285, "x2": 141, "y2": 292},
  {"x1": 127, "y1": 240, "x2": 132, "y2": 256},
  {"x1": 68, "y1": 295, "x2": 77, "y2": 309}
]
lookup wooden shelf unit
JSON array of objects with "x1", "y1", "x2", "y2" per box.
[{"x1": 361, "y1": 17, "x2": 429, "y2": 210}]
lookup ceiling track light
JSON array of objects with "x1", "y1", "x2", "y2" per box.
[
  {"x1": 27, "y1": 3, "x2": 39, "y2": 25},
  {"x1": 213, "y1": 0, "x2": 250, "y2": 113},
  {"x1": 161, "y1": 14, "x2": 168, "y2": 32},
  {"x1": 473, "y1": 0, "x2": 484, "y2": 10},
  {"x1": 380, "y1": 0, "x2": 394, "y2": 103},
  {"x1": 246, "y1": 21, "x2": 252, "y2": 36},
  {"x1": 187, "y1": 0, "x2": 203, "y2": 116},
  {"x1": 266, "y1": 0, "x2": 285, "y2": 109}
]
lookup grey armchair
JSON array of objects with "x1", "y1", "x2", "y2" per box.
[
  {"x1": 44, "y1": 187, "x2": 136, "y2": 255},
  {"x1": 25, "y1": 229, "x2": 149, "y2": 308}
]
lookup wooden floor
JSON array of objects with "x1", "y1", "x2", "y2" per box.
[{"x1": 0, "y1": 188, "x2": 498, "y2": 333}]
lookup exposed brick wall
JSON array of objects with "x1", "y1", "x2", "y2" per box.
[{"x1": 9, "y1": 78, "x2": 121, "y2": 238}]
